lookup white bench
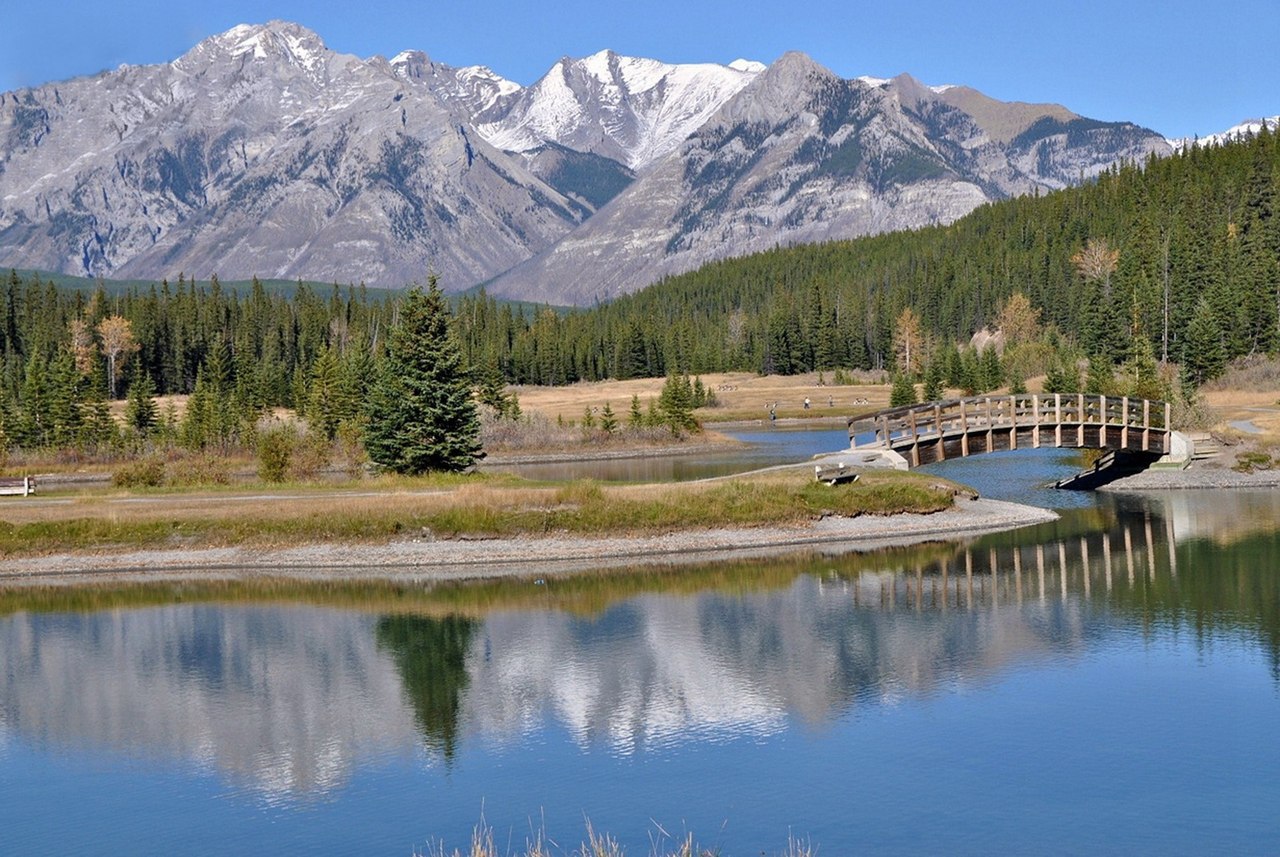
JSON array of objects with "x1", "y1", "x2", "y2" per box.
[{"x1": 0, "y1": 476, "x2": 36, "y2": 497}]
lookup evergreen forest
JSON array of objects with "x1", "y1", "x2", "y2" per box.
[{"x1": 0, "y1": 127, "x2": 1276, "y2": 458}]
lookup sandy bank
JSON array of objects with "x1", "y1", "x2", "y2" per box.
[{"x1": 0, "y1": 497, "x2": 1056, "y2": 587}]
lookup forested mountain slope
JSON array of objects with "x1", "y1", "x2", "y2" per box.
[{"x1": 461, "y1": 127, "x2": 1279, "y2": 383}]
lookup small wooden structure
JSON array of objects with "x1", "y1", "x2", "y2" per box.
[
  {"x1": 0, "y1": 476, "x2": 36, "y2": 497},
  {"x1": 849, "y1": 394, "x2": 1172, "y2": 467}
]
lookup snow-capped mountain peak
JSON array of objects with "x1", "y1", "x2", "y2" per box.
[
  {"x1": 470, "y1": 51, "x2": 763, "y2": 169},
  {"x1": 1170, "y1": 115, "x2": 1279, "y2": 151}
]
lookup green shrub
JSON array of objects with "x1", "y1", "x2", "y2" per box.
[
  {"x1": 168, "y1": 454, "x2": 232, "y2": 486},
  {"x1": 258, "y1": 425, "x2": 297, "y2": 483},
  {"x1": 111, "y1": 457, "x2": 166, "y2": 488},
  {"x1": 1233, "y1": 450, "x2": 1274, "y2": 473},
  {"x1": 288, "y1": 431, "x2": 332, "y2": 481}
]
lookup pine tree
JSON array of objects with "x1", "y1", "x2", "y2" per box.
[
  {"x1": 124, "y1": 366, "x2": 158, "y2": 437},
  {"x1": 1043, "y1": 360, "x2": 1081, "y2": 394},
  {"x1": 657, "y1": 372, "x2": 699, "y2": 435},
  {"x1": 1182, "y1": 298, "x2": 1226, "y2": 386},
  {"x1": 922, "y1": 360, "x2": 944, "y2": 402},
  {"x1": 599, "y1": 401, "x2": 618, "y2": 434},
  {"x1": 628, "y1": 394, "x2": 644, "y2": 428},
  {"x1": 364, "y1": 278, "x2": 482, "y2": 474},
  {"x1": 306, "y1": 346, "x2": 342, "y2": 439},
  {"x1": 978, "y1": 345, "x2": 1003, "y2": 392},
  {"x1": 889, "y1": 372, "x2": 918, "y2": 407},
  {"x1": 1085, "y1": 358, "x2": 1116, "y2": 396}
]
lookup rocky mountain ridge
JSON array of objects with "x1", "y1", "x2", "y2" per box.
[
  {"x1": 487, "y1": 52, "x2": 1172, "y2": 303},
  {"x1": 0, "y1": 21, "x2": 1194, "y2": 303}
]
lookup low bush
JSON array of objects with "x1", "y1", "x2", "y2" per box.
[
  {"x1": 111, "y1": 457, "x2": 166, "y2": 488},
  {"x1": 1233, "y1": 450, "x2": 1275, "y2": 473},
  {"x1": 257, "y1": 425, "x2": 296, "y2": 483},
  {"x1": 168, "y1": 454, "x2": 232, "y2": 486},
  {"x1": 288, "y1": 431, "x2": 332, "y2": 481}
]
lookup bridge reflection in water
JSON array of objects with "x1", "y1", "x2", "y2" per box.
[{"x1": 845, "y1": 513, "x2": 1178, "y2": 612}]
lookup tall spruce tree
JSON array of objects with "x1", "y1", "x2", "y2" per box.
[
  {"x1": 889, "y1": 372, "x2": 918, "y2": 407},
  {"x1": 364, "y1": 278, "x2": 481, "y2": 473}
]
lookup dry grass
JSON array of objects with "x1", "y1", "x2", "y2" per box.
[
  {"x1": 1197, "y1": 355, "x2": 1280, "y2": 440},
  {"x1": 419, "y1": 818, "x2": 814, "y2": 857},
  {"x1": 0, "y1": 470, "x2": 956, "y2": 558},
  {"x1": 512, "y1": 371, "x2": 892, "y2": 423}
]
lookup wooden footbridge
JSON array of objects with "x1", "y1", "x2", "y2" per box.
[{"x1": 848, "y1": 394, "x2": 1173, "y2": 479}]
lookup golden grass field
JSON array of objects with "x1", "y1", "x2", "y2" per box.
[
  {"x1": 512, "y1": 370, "x2": 893, "y2": 423},
  {"x1": 0, "y1": 469, "x2": 958, "y2": 557}
]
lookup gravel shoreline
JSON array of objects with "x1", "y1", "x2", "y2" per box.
[
  {"x1": 0, "y1": 497, "x2": 1057, "y2": 588},
  {"x1": 1102, "y1": 464, "x2": 1280, "y2": 490}
]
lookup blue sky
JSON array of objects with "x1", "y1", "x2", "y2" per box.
[{"x1": 4, "y1": 0, "x2": 1277, "y2": 139}]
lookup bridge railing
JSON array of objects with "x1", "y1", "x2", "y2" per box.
[{"x1": 849, "y1": 393, "x2": 1171, "y2": 451}]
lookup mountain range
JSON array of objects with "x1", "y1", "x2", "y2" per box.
[{"x1": 0, "y1": 21, "x2": 1237, "y2": 304}]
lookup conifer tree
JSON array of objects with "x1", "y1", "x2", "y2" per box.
[
  {"x1": 628, "y1": 394, "x2": 644, "y2": 428},
  {"x1": 124, "y1": 366, "x2": 158, "y2": 437},
  {"x1": 599, "y1": 401, "x2": 618, "y2": 434},
  {"x1": 306, "y1": 346, "x2": 342, "y2": 439},
  {"x1": 1043, "y1": 361, "x2": 1081, "y2": 395},
  {"x1": 922, "y1": 360, "x2": 944, "y2": 402},
  {"x1": 1182, "y1": 298, "x2": 1226, "y2": 386},
  {"x1": 889, "y1": 372, "x2": 918, "y2": 407},
  {"x1": 657, "y1": 372, "x2": 699, "y2": 435},
  {"x1": 978, "y1": 345, "x2": 1003, "y2": 391},
  {"x1": 364, "y1": 278, "x2": 481, "y2": 474}
]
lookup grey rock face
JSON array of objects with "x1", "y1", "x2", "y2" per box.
[
  {"x1": 470, "y1": 50, "x2": 761, "y2": 171},
  {"x1": 487, "y1": 54, "x2": 1170, "y2": 304},
  {"x1": 0, "y1": 21, "x2": 584, "y2": 287},
  {"x1": 1, "y1": 23, "x2": 1171, "y2": 300}
]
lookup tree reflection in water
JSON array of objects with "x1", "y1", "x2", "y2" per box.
[{"x1": 375, "y1": 614, "x2": 477, "y2": 762}]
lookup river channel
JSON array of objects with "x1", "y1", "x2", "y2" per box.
[{"x1": 1, "y1": 429, "x2": 1277, "y2": 855}]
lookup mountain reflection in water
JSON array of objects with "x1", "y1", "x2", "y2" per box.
[{"x1": 2, "y1": 491, "x2": 1276, "y2": 808}]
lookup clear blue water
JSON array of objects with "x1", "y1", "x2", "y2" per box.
[
  {"x1": 482, "y1": 424, "x2": 853, "y2": 482},
  {"x1": 2, "y1": 430, "x2": 1278, "y2": 856}
]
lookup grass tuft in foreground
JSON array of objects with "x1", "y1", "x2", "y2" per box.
[{"x1": 418, "y1": 818, "x2": 816, "y2": 857}]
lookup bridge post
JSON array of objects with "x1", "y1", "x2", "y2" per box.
[
  {"x1": 1142, "y1": 399, "x2": 1151, "y2": 451},
  {"x1": 1077, "y1": 393, "x2": 1085, "y2": 447},
  {"x1": 1009, "y1": 394, "x2": 1017, "y2": 450},
  {"x1": 959, "y1": 399, "x2": 969, "y2": 457},
  {"x1": 908, "y1": 408, "x2": 920, "y2": 467},
  {"x1": 934, "y1": 402, "x2": 945, "y2": 460},
  {"x1": 880, "y1": 414, "x2": 890, "y2": 448},
  {"x1": 984, "y1": 397, "x2": 994, "y2": 453},
  {"x1": 1055, "y1": 394, "x2": 1063, "y2": 447},
  {"x1": 1121, "y1": 397, "x2": 1129, "y2": 449},
  {"x1": 1032, "y1": 394, "x2": 1041, "y2": 448},
  {"x1": 1099, "y1": 394, "x2": 1108, "y2": 448}
]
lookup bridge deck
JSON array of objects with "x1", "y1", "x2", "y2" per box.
[{"x1": 848, "y1": 394, "x2": 1172, "y2": 467}]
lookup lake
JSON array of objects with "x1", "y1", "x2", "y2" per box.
[{"x1": 1, "y1": 436, "x2": 1277, "y2": 855}]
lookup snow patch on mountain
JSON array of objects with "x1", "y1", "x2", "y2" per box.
[
  {"x1": 470, "y1": 51, "x2": 763, "y2": 169},
  {"x1": 1170, "y1": 116, "x2": 1279, "y2": 151}
]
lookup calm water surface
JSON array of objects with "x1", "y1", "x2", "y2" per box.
[
  {"x1": 482, "y1": 423, "x2": 852, "y2": 482},
  {"x1": 2, "y1": 436, "x2": 1278, "y2": 855}
]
